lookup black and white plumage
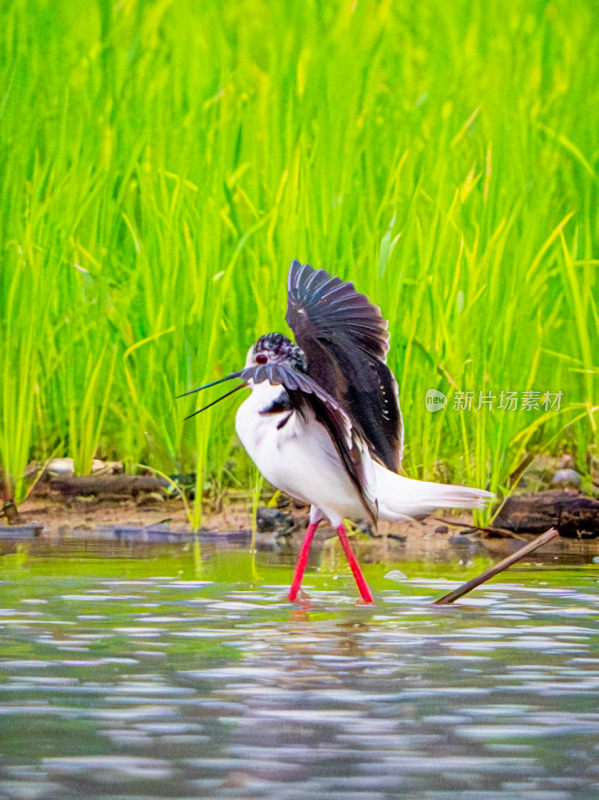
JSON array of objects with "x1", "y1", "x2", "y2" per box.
[
  {"x1": 287, "y1": 263, "x2": 403, "y2": 473},
  {"x1": 182, "y1": 260, "x2": 492, "y2": 602}
]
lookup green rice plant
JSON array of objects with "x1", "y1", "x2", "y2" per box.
[
  {"x1": 0, "y1": 241, "x2": 44, "y2": 502},
  {"x1": 54, "y1": 335, "x2": 117, "y2": 476},
  {"x1": 0, "y1": 0, "x2": 597, "y2": 522}
]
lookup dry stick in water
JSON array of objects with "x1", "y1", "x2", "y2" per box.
[{"x1": 433, "y1": 527, "x2": 560, "y2": 605}]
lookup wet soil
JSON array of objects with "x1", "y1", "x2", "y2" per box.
[
  {"x1": 12, "y1": 492, "x2": 245, "y2": 536},
  {"x1": 5, "y1": 486, "x2": 598, "y2": 568}
]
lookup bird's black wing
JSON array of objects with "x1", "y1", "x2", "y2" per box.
[
  {"x1": 240, "y1": 362, "x2": 377, "y2": 526},
  {"x1": 286, "y1": 260, "x2": 403, "y2": 472}
]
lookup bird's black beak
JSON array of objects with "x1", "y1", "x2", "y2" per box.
[
  {"x1": 177, "y1": 371, "x2": 246, "y2": 420},
  {"x1": 176, "y1": 371, "x2": 243, "y2": 398}
]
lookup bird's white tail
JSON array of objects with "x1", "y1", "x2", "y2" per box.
[{"x1": 375, "y1": 463, "x2": 493, "y2": 521}]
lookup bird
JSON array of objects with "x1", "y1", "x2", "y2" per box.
[{"x1": 180, "y1": 260, "x2": 492, "y2": 603}]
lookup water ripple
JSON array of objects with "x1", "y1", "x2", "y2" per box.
[{"x1": 1, "y1": 548, "x2": 599, "y2": 798}]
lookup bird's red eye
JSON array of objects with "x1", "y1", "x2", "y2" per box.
[{"x1": 256, "y1": 353, "x2": 268, "y2": 364}]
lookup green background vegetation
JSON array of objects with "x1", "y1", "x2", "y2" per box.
[{"x1": 1, "y1": 0, "x2": 597, "y2": 522}]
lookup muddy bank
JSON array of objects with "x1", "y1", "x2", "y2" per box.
[{"x1": 2, "y1": 470, "x2": 598, "y2": 564}]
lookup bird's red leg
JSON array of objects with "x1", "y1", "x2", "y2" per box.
[
  {"x1": 335, "y1": 523, "x2": 374, "y2": 604},
  {"x1": 288, "y1": 520, "x2": 320, "y2": 601}
]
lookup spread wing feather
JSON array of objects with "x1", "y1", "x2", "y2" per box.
[{"x1": 286, "y1": 260, "x2": 403, "y2": 472}]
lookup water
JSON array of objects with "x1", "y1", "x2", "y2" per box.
[{"x1": 1, "y1": 536, "x2": 599, "y2": 799}]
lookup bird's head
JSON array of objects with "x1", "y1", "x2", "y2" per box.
[{"x1": 246, "y1": 332, "x2": 306, "y2": 372}]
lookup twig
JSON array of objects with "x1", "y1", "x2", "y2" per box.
[
  {"x1": 432, "y1": 516, "x2": 527, "y2": 539},
  {"x1": 433, "y1": 527, "x2": 560, "y2": 605}
]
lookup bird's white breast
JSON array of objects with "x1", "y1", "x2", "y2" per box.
[
  {"x1": 235, "y1": 383, "x2": 304, "y2": 489},
  {"x1": 235, "y1": 381, "x2": 369, "y2": 526}
]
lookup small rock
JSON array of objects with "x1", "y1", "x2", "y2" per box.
[
  {"x1": 46, "y1": 458, "x2": 76, "y2": 476},
  {"x1": 45, "y1": 458, "x2": 122, "y2": 477},
  {"x1": 434, "y1": 525, "x2": 449, "y2": 534},
  {"x1": 551, "y1": 469, "x2": 581, "y2": 487},
  {"x1": 256, "y1": 506, "x2": 296, "y2": 535}
]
